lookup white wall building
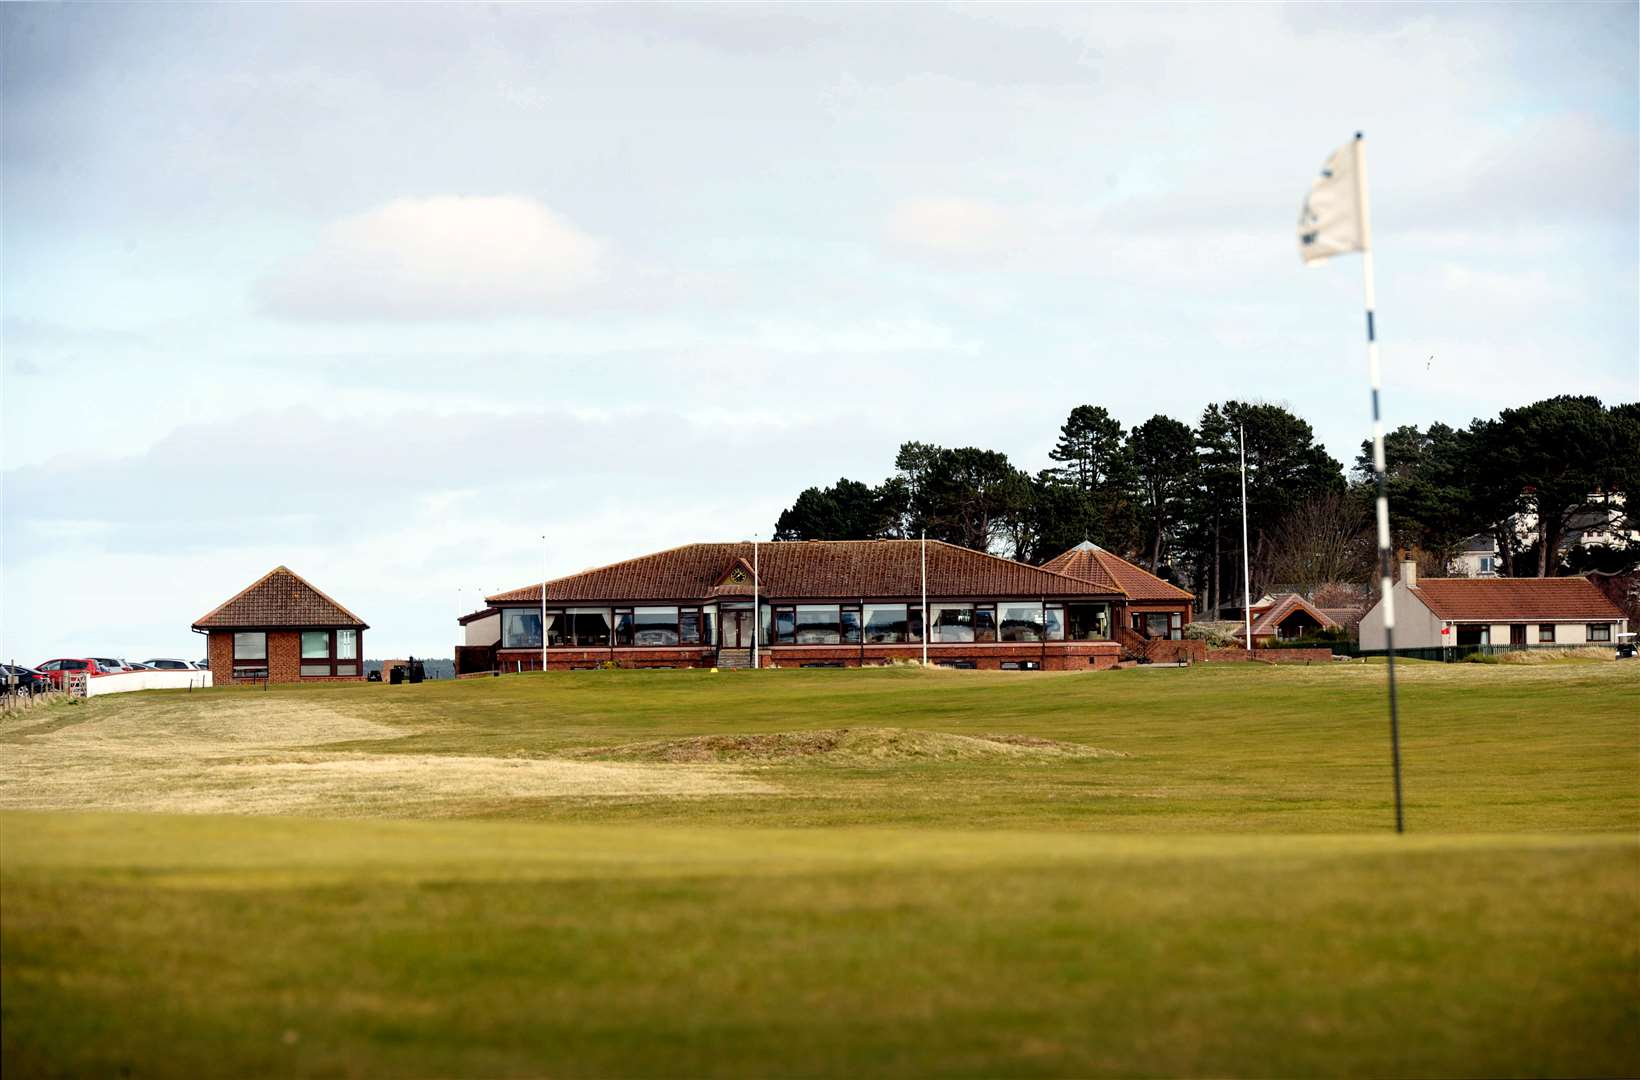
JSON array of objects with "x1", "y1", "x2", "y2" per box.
[{"x1": 1360, "y1": 562, "x2": 1629, "y2": 651}]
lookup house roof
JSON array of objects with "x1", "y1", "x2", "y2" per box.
[
  {"x1": 486, "y1": 540, "x2": 1119, "y2": 605},
  {"x1": 1408, "y1": 577, "x2": 1628, "y2": 623},
  {"x1": 193, "y1": 566, "x2": 368, "y2": 630},
  {"x1": 1237, "y1": 593, "x2": 1338, "y2": 638},
  {"x1": 1040, "y1": 541, "x2": 1194, "y2": 603}
]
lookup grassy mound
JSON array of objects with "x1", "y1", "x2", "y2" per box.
[{"x1": 571, "y1": 727, "x2": 1125, "y2": 765}]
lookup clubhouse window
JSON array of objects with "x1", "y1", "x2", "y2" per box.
[
  {"x1": 614, "y1": 609, "x2": 635, "y2": 646},
  {"x1": 973, "y1": 605, "x2": 997, "y2": 642},
  {"x1": 931, "y1": 604, "x2": 975, "y2": 643},
  {"x1": 863, "y1": 604, "x2": 922, "y2": 644},
  {"x1": 796, "y1": 605, "x2": 841, "y2": 645},
  {"x1": 1067, "y1": 603, "x2": 1111, "y2": 641},
  {"x1": 503, "y1": 609, "x2": 544, "y2": 649},
  {"x1": 232, "y1": 631, "x2": 266, "y2": 675},
  {"x1": 999, "y1": 602, "x2": 1045, "y2": 642},
  {"x1": 840, "y1": 606, "x2": 861, "y2": 644},
  {"x1": 634, "y1": 607, "x2": 680, "y2": 646},
  {"x1": 680, "y1": 608, "x2": 703, "y2": 646},
  {"x1": 566, "y1": 609, "x2": 612, "y2": 647},
  {"x1": 773, "y1": 607, "x2": 796, "y2": 645}
]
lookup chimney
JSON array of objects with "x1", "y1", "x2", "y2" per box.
[{"x1": 1400, "y1": 560, "x2": 1417, "y2": 587}]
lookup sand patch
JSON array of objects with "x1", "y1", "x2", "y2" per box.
[
  {"x1": 0, "y1": 696, "x2": 773, "y2": 817},
  {"x1": 572, "y1": 727, "x2": 1125, "y2": 766}
]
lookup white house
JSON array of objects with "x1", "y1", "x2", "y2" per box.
[{"x1": 1360, "y1": 561, "x2": 1629, "y2": 651}]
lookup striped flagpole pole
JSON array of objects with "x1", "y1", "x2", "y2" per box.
[
  {"x1": 752, "y1": 535, "x2": 760, "y2": 671},
  {"x1": 921, "y1": 531, "x2": 929, "y2": 667},
  {"x1": 1354, "y1": 131, "x2": 1405, "y2": 834}
]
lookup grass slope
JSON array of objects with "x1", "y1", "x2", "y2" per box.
[{"x1": 2, "y1": 664, "x2": 1637, "y2": 1076}]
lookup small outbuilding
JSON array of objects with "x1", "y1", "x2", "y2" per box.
[
  {"x1": 1359, "y1": 561, "x2": 1629, "y2": 651},
  {"x1": 1235, "y1": 593, "x2": 1340, "y2": 645},
  {"x1": 194, "y1": 566, "x2": 369, "y2": 683}
]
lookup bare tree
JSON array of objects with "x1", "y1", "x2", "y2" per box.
[{"x1": 1264, "y1": 493, "x2": 1374, "y2": 594}]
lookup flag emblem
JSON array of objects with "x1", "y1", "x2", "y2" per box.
[{"x1": 1298, "y1": 142, "x2": 1364, "y2": 264}]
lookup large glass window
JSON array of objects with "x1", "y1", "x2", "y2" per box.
[
  {"x1": 931, "y1": 604, "x2": 975, "y2": 642},
  {"x1": 974, "y1": 606, "x2": 997, "y2": 642},
  {"x1": 503, "y1": 609, "x2": 543, "y2": 649},
  {"x1": 614, "y1": 610, "x2": 635, "y2": 647},
  {"x1": 680, "y1": 608, "x2": 702, "y2": 645},
  {"x1": 796, "y1": 605, "x2": 841, "y2": 644},
  {"x1": 301, "y1": 631, "x2": 330, "y2": 659},
  {"x1": 233, "y1": 632, "x2": 266, "y2": 660},
  {"x1": 567, "y1": 609, "x2": 612, "y2": 647},
  {"x1": 633, "y1": 607, "x2": 678, "y2": 646},
  {"x1": 1067, "y1": 604, "x2": 1110, "y2": 641},
  {"x1": 1045, "y1": 606, "x2": 1064, "y2": 642},
  {"x1": 774, "y1": 608, "x2": 796, "y2": 644},
  {"x1": 337, "y1": 629, "x2": 358, "y2": 660},
  {"x1": 702, "y1": 607, "x2": 717, "y2": 646},
  {"x1": 841, "y1": 607, "x2": 861, "y2": 644},
  {"x1": 864, "y1": 604, "x2": 921, "y2": 644},
  {"x1": 999, "y1": 602, "x2": 1045, "y2": 642}
]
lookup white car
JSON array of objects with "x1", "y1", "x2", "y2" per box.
[{"x1": 143, "y1": 658, "x2": 200, "y2": 670}]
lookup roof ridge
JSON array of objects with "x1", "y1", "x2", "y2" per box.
[
  {"x1": 193, "y1": 565, "x2": 286, "y2": 627},
  {"x1": 927, "y1": 539, "x2": 1129, "y2": 597},
  {"x1": 193, "y1": 566, "x2": 367, "y2": 629}
]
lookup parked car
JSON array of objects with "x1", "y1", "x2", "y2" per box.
[
  {"x1": 143, "y1": 658, "x2": 197, "y2": 670},
  {"x1": 34, "y1": 658, "x2": 111, "y2": 688},
  {"x1": 197, "y1": 659, "x2": 210, "y2": 669},
  {"x1": 93, "y1": 657, "x2": 137, "y2": 673},
  {"x1": 1, "y1": 664, "x2": 50, "y2": 695}
]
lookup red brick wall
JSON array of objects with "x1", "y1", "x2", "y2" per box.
[
  {"x1": 209, "y1": 629, "x2": 365, "y2": 684},
  {"x1": 1205, "y1": 647, "x2": 1333, "y2": 664}
]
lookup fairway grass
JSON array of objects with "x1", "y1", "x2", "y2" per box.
[{"x1": 2, "y1": 663, "x2": 1636, "y2": 1076}]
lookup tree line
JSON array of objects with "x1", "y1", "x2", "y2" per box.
[{"x1": 773, "y1": 395, "x2": 1639, "y2": 612}]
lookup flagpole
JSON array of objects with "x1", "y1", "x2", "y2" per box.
[
  {"x1": 540, "y1": 534, "x2": 548, "y2": 675},
  {"x1": 921, "y1": 530, "x2": 929, "y2": 667},
  {"x1": 1355, "y1": 131, "x2": 1405, "y2": 834},
  {"x1": 551, "y1": 534, "x2": 557, "y2": 675},
  {"x1": 1239, "y1": 425, "x2": 1252, "y2": 651},
  {"x1": 752, "y1": 535, "x2": 760, "y2": 671}
]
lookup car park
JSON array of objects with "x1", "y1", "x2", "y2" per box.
[
  {"x1": 1, "y1": 664, "x2": 50, "y2": 695},
  {"x1": 33, "y1": 658, "x2": 112, "y2": 688}
]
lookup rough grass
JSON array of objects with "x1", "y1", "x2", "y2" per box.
[{"x1": 2, "y1": 663, "x2": 1637, "y2": 1077}]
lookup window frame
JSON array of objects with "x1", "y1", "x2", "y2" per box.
[
  {"x1": 1537, "y1": 624, "x2": 1555, "y2": 644},
  {"x1": 1588, "y1": 623, "x2": 1612, "y2": 642}
]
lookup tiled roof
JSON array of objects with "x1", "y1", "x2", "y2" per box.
[
  {"x1": 457, "y1": 606, "x2": 499, "y2": 626},
  {"x1": 487, "y1": 541, "x2": 1119, "y2": 605},
  {"x1": 1041, "y1": 541, "x2": 1194, "y2": 603},
  {"x1": 1409, "y1": 577, "x2": 1628, "y2": 622},
  {"x1": 193, "y1": 566, "x2": 368, "y2": 630},
  {"x1": 1237, "y1": 593, "x2": 1338, "y2": 638}
]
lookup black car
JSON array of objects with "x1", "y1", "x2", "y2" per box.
[{"x1": 1, "y1": 664, "x2": 50, "y2": 695}]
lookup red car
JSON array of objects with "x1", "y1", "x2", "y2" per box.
[{"x1": 33, "y1": 658, "x2": 118, "y2": 689}]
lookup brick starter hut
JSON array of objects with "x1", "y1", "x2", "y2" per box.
[{"x1": 194, "y1": 566, "x2": 368, "y2": 683}]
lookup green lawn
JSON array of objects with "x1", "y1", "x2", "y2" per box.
[{"x1": 2, "y1": 663, "x2": 1637, "y2": 1076}]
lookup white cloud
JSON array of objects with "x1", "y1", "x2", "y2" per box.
[
  {"x1": 257, "y1": 195, "x2": 609, "y2": 320},
  {"x1": 887, "y1": 197, "x2": 1012, "y2": 257}
]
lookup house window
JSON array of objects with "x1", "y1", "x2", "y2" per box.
[
  {"x1": 301, "y1": 631, "x2": 330, "y2": 659},
  {"x1": 930, "y1": 604, "x2": 975, "y2": 643},
  {"x1": 999, "y1": 602, "x2": 1045, "y2": 642},
  {"x1": 633, "y1": 607, "x2": 679, "y2": 647},
  {"x1": 502, "y1": 609, "x2": 543, "y2": 649},
  {"x1": 233, "y1": 632, "x2": 267, "y2": 661},
  {"x1": 795, "y1": 605, "x2": 841, "y2": 645},
  {"x1": 1588, "y1": 623, "x2": 1612, "y2": 642},
  {"x1": 840, "y1": 607, "x2": 861, "y2": 644},
  {"x1": 337, "y1": 630, "x2": 358, "y2": 660},
  {"x1": 1538, "y1": 624, "x2": 1555, "y2": 644},
  {"x1": 1479, "y1": 557, "x2": 1496, "y2": 574}
]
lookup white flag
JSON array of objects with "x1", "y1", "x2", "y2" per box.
[{"x1": 1297, "y1": 141, "x2": 1363, "y2": 264}]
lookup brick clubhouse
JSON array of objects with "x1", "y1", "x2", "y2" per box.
[{"x1": 458, "y1": 539, "x2": 1194, "y2": 673}]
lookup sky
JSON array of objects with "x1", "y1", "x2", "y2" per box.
[{"x1": 3, "y1": 2, "x2": 1636, "y2": 662}]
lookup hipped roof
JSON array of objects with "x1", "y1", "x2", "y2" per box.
[
  {"x1": 487, "y1": 540, "x2": 1120, "y2": 605},
  {"x1": 1041, "y1": 541, "x2": 1195, "y2": 603}
]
